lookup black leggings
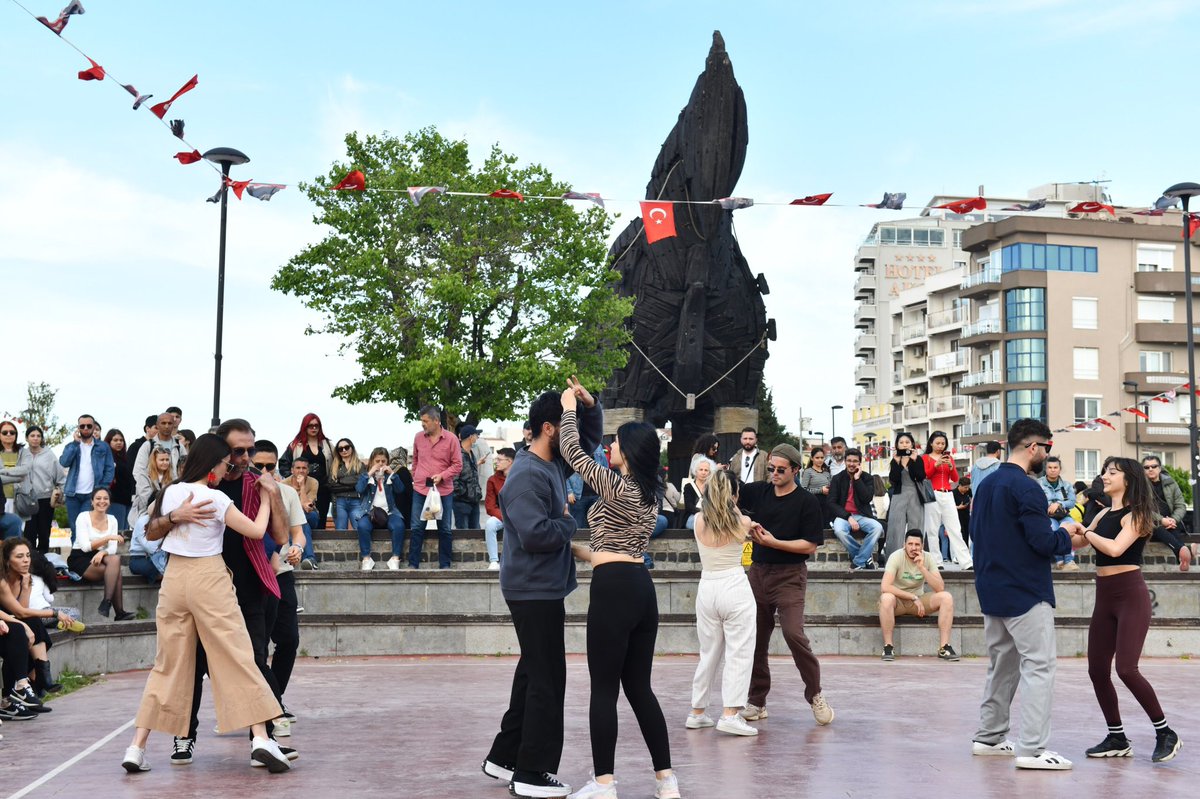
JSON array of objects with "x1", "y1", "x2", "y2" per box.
[
  {"x1": 587, "y1": 562, "x2": 671, "y2": 775},
  {"x1": 1151, "y1": 525, "x2": 1186, "y2": 562},
  {"x1": 24, "y1": 498, "x2": 54, "y2": 553},
  {"x1": 1, "y1": 624, "x2": 31, "y2": 692},
  {"x1": 1087, "y1": 569, "x2": 1164, "y2": 726}
]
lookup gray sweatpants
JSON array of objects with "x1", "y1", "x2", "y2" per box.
[{"x1": 974, "y1": 602, "x2": 1057, "y2": 757}]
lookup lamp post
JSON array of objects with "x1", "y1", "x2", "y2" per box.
[
  {"x1": 1163, "y1": 181, "x2": 1200, "y2": 536},
  {"x1": 202, "y1": 147, "x2": 250, "y2": 430},
  {"x1": 864, "y1": 431, "x2": 877, "y2": 473},
  {"x1": 831, "y1": 404, "x2": 844, "y2": 440},
  {"x1": 1123, "y1": 379, "x2": 1141, "y2": 459},
  {"x1": 811, "y1": 431, "x2": 825, "y2": 446}
]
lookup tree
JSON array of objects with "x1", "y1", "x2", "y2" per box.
[
  {"x1": 755, "y1": 383, "x2": 799, "y2": 452},
  {"x1": 1165, "y1": 464, "x2": 1192, "y2": 507},
  {"x1": 20, "y1": 382, "x2": 70, "y2": 447},
  {"x1": 272, "y1": 128, "x2": 633, "y2": 427}
]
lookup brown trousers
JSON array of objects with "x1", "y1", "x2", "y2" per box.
[
  {"x1": 134, "y1": 554, "x2": 281, "y2": 736},
  {"x1": 748, "y1": 562, "x2": 823, "y2": 706}
]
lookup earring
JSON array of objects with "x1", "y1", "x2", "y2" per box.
[{"x1": 207, "y1": 471, "x2": 218, "y2": 483}]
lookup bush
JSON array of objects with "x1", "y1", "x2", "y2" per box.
[
  {"x1": 53, "y1": 505, "x2": 68, "y2": 528},
  {"x1": 1165, "y1": 465, "x2": 1192, "y2": 506}
]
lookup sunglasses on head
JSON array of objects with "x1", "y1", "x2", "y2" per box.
[{"x1": 231, "y1": 447, "x2": 256, "y2": 458}]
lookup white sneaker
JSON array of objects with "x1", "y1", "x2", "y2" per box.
[
  {"x1": 654, "y1": 773, "x2": 681, "y2": 799},
  {"x1": 1015, "y1": 750, "x2": 1072, "y2": 770},
  {"x1": 250, "y1": 736, "x2": 291, "y2": 773},
  {"x1": 361, "y1": 557, "x2": 375, "y2": 571},
  {"x1": 273, "y1": 716, "x2": 291, "y2": 737},
  {"x1": 740, "y1": 703, "x2": 768, "y2": 721},
  {"x1": 810, "y1": 692, "x2": 834, "y2": 725},
  {"x1": 387, "y1": 556, "x2": 400, "y2": 571},
  {"x1": 685, "y1": 712, "x2": 714, "y2": 729},
  {"x1": 121, "y1": 745, "x2": 150, "y2": 773},
  {"x1": 716, "y1": 714, "x2": 759, "y2": 736},
  {"x1": 488, "y1": 560, "x2": 501, "y2": 571},
  {"x1": 972, "y1": 739, "x2": 1015, "y2": 756},
  {"x1": 568, "y1": 777, "x2": 618, "y2": 799}
]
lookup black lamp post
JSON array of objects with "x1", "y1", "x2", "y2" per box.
[
  {"x1": 864, "y1": 431, "x2": 877, "y2": 470},
  {"x1": 1163, "y1": 181, "x2": 1200, "y2": 535},
  {"x1": 202, "y1": 147, "x2": 250, "y2": 430},
  {"x1": 831, "y1": 404, "x2": 844, "y2": 440}
]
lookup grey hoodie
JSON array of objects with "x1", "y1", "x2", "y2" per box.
[{"x1": 969, "y1": 456, "x2": 1002, "y2": 491}]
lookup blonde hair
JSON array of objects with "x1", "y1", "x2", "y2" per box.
[
  {"x1": 367, "y1": 447, "x2": 390, "y2": 467},
  {"x1": 699, "y1": 471, "x2": 747, "y2": 547},
  {"x1": 330, "y1": 439, "x2": 363, "y2": 479},
  {"x1": 147, "y1": 448, "x2": 172, "y2": 484}
]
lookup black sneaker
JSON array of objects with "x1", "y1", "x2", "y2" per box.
[
  {"x1": 1153, "y1": 729, "x2": 1182, "y2": 763},
  {"x1": 10, "y1": 687, "x2": 50, "y2": 713},
  {"x1": 509, "y1": 769, "x2": 570, "y2": 798},
  {"x1": 98, "y1": 599, "x2": 112, "y2": 618},
  {"x1": 1086, "y1": 733, "x2": 1132, "y2": 758},
  {"x1": 114, "y1": 611, "x2": 137, "y2": 622},
  {"x1": 170, "y1": 736, "x2": 195, "y2": 765},
  {"x1": 482, "y1": 759, "x2": 515, "y2": 781},
  {"x1": 0, "y1": 701, "x2": 37, "y2": 721},
  {"x1": 937, "y1": 644, "x2": 960, "y2": 662},
  {"x1": 881, "y1": 644, "x2": 895, "y2": 661}
]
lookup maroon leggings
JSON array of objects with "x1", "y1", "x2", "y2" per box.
[{"x1": 1087, "y1": 569, "x2": 1163, "y2": 725}]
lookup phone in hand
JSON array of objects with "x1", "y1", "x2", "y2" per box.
[{"x1": 425, "y1": 477, "x2": 435, "y2": 488}]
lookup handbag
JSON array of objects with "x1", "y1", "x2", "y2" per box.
[
  {"x1": 14, "y1": 487, "x2": 38, "y2": 517},
  {"x1": 917, "y1": 479, "x2": 937, "y2": 504},
  {"x1": 369, "y1": 507, "x2": 389, "y2": 529}
]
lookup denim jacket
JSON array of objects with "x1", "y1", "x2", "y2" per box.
[
  {"x1": 356, "y1": 471, "x2": 402, "y2": 517},
  {"x1": 59, "y1": 439, "x2": 115, "y2": 496}
]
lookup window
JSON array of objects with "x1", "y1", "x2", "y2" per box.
[
  {"x1": 1075, "y1": 449, "x2": 1101, "y2": 482},
  {"x1": 1005, "y1": 288, "x2": 1046, "y2": 332},
  {"x1": 1143, "y1": 450, "x2": 1175, "y2": 467},
  {"x1": 1073, "y1": 348, "x2": 1100, "y2": 380},
  {"x1": 895, "y1": 228, "x2": 912, "y2": 246},
  {"x1": 1001, "y1": 243, "x2": 1098, "y2": 273},
  {"x1": 953, "y1": 230, "x2": 963, "y2": 249},
  {"x1": 1138, "y1": 297, "x2": 1175, "y2": 322},
  {"x1": 1074, "y1": 397, "x2": 1101, "y2": 424},
  {"x1": 1006, "y1": 339, "x2": 1047, "y2": 382},
  {"x1": 879, "y1": 226, "x2": 944, "y2": 248},
  {"x1": 1072, "y1": 298, "x2": 1098, "y2": 330},
  {"x1": 1140, "y1": 350, "x2": 1173, "y2": 372},
  {"x1": 1136, "y1": 244, "x2": 1175, "y2": 272},
  {"x1": 1006, "y1": 389, "x2": 1047, "y2": 425}
]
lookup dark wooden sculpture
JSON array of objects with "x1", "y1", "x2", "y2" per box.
[{"x1": 600, "y1": 31, "x2": 773, "y2": 483}]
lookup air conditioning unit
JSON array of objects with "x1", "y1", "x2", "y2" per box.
[{"x1": 939, "y1": 377, "x2": 952, "y2": 388}]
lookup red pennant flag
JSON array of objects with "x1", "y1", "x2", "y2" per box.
[
  {"x1": 934, "y1": 196, "x2": 987, "y2": 214},
  {"x1": 1125, "y1": 407, "x2": 1149, "y2": 420},
  {"x1": 77, "y1": 57, "x2": 105, "y2": 81},
  {"x1": 489, "y1": 189, "x2": 524, "y2": 201},
  {"x1": 1186, "y1": 213, "x2": 1200, "y2": 239},
  {"x1": 790, "y1": 193, "x2": 832, "y2": 206},
  {"x1": 640, "y1": 201, "x2": 677, "y2": 244},
  {"x1": 1093, "y1": 417, "x2": 1116, "y2": 430},
  {"x1": 173, "y1": 149, "x2": 202, "y2": 165},
  {"x1": 1152, "y1": 396, "x2": 1172, "y2": 403},
  {"x1": 150, "y1": 74, "x2": 198, "y2": 120},
  {"x1": 1069, "y1": 201, "x2": 1115, "y2": 215},
  {"x1": 331, "y1": 170, "x2": 366, "y2": 191},
  {"x1": 225, "y1": 177, "x2": 252, "y2": 200}
]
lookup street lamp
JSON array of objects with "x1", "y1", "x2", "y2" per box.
[
  {"x1": 203, "y1": 146, "x2": 250, "y2": 430},
  {"x1": 810, "y1": 431, "x2": 825, "y2": 446},
  {"x1": 864, "y1": 432, "x2": 877, "y2": 472},
  {"x1": 831, "y1": 405, "x2": 844, "y2": 440},
  {"x1": 1163, "y1": 181, "x2": 1200, "y2": 535},
  {"x1": 1123, "y1": 380, "x2": 1141, "y2": 460}
]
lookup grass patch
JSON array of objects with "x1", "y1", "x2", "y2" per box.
[{"x1": 44, "y1": 669, "x2": 99, "y2": 701}]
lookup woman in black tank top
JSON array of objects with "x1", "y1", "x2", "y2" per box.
[{"x1": 1069, "y1": 457, "x2": 1181, "y2": 763}]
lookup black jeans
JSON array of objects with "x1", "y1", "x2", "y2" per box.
[
  {"x1": 487, "y1": 599, "x2": 567, "y2": 774},
  {"x1": 0, "y1": 624, "x2": 31, "y2": 692},
  {"x1": 189, "y1": 586, "x2": 281, "y2": 740},
  {"x1": 270, "y1": 571, "x2": 300, "y2": 696},
  {"x1": 24, "y1": 498, "x2": 54, "y2": 553},
  {"x1": 1151, "y1": 524, "x2": 1186, "y2": 561}
]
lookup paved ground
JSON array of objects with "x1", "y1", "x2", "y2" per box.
[{"x1": 1, "y1": 654, "x2": 1196, "y2": 798}]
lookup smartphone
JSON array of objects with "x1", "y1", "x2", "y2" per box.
[{"x1": 425, "y1": 477, "x2": 435, "y2": 488}]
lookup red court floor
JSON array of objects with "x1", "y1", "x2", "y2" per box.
[{"x1": 0, "y1": 655, "x2": 1196, "y2": 798}]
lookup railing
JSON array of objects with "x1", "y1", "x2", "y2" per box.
[
  {"x1": 926, "y1": 307, "x2": 964, "y2": 330},
  {"x1": 961, "y1": 318, "x2": 1002, "y2": 338},
  {"x1": 903, "y1": 403, "x2": 929, "y2": 422},
  {"x1": 927, "y1": 350, "x2": 968, "y2": 375},
  {"x1": 929, "y1": 396, "x2": 968, "y2": 415},
  {"x1": 904, "y1": 366, "x2": 927, "y2": 381},
  {"x1": 962, "y1": 420, "x2": 1004, "y2": 437},
  {"x1": 961, "y1": 267, "x2": 1001, "y2": 289},
  {"x1": 892, "y1": 368, "x2": 903, "y2": 384},
  {"x1": 892, "y1": 409, "x2": 903, "y2": 426},
  {"x1": 962, "y1": 369, "x2": 1001, "y2": 388},
  {"x1": 901, "y1": 323, "x2": 927, "y2": 342},
  {"x1": 891, "y1": 332, "x2": 902, "y2": 349}
]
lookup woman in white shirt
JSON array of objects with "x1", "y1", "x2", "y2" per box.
[
  {"x1": 122, "y1": 433, "x2": 290, "y2": 774},
  {"x1": 67, "y1": 487, "x2": 133, "y2": 621}
]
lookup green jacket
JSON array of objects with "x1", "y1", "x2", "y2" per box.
[{"x1": 1154, "y1": 476, "x2": 1187, "y2": 525}]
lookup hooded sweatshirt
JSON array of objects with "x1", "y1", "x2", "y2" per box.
[{"x1": 969, "y1": 456, "x2": 1002, "y2": 492}]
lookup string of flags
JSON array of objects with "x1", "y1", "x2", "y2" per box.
[
  {"x1": 13, "y1": 1, "x2": 1200, "y2": 244},
  {"x1": 1050, "y1": 379, "x2": 1200, "y2": 436}
]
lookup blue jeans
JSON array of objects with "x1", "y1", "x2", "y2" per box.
[
  {"x1": 1050, "y1": 518, "x2": 1074, "y2": 564},
  {"x1": 643, "y1": 514, "x2": 668, "y2": 567},
  {"x1": 0, "y1": 515, "x2": 22, "y2": 540},
  {"x1": 685, "y1": 513, "x2": 697, "y2": 530},
  {"x1": 939, "y1": 524, "x2": 950, "y2": 562},
  {"x1": 110, "y1": 503, "x2": 129, "y2": 531},
  {"x1": 64, "y1": 492, "x2": 93, "y2": 538},
  {"x1": 356, "y1": 509, "x2": 407, "y2": 559},
  {"x1": 409, "y1": 491, "x2": 453, "y2": 569},
  {"x1": 484, "y1": 516, "x2": 503, "y2": 562},
  {"x1": 302, "y1": 511, "x2": 319, "y2": 562},
  {"x1": 832, "y1": 514, "x2": 885, "y2": 568},
  {"x1": 454, "y1": 499, "x2": 480, "y2": 530},
  {"x1": 129, "y1": 550, "x2": 168, "y2": 581},
  {"x1": 334, "y1": 496, "x2": 362, "y2": 530}
]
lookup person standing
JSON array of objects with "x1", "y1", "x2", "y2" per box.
[
  {"x1": 280, "y1": 414, "x2": 335, "y2": 530},
  {"x1": 132, "y1": 413, "x2": 187, "y2": 484},
  {"x1": 884, "y1": 432, "x2": 926, "y2": 560},
  {"x1": 453, "y1": 425, "x2": 483, "y2": 530},
  {"x1": 953, "y1": 477, "x2": 972, "y2": 549},
  {"x1": 481, "y1": 388, "x2": 602, "y2": 799},
  {"x1": 970, "y1": 418, "x2": 1084, "y2": 770},
  {"x1": 920, "y1": 431, "x2": 971, "y2": 570},
  {"x1": 737, "y1": 444, "x2": 833, "y2": 727},
  {"x1": 827, "y1": 437, "x2": 848, "y2": 477},
  {"x1": 969, "y1": 441, "x2": 1004, "y2": 492},
  {"x1": 798, "y1": 447, "x2": 832, "y2": 526},
  {"x1": 17, "y1": 427, "x2": 64, "y2": 553},
  {"x1": 105, "y1": 430, "x2": 136, "y2": 530},
  {"x1": 729, "y1": 427, "x2": 768, "y2": 484},
  {"x1": 1038, "y1": 456, "x2": 1077, "y2": 572},
  {"x1": 408, "y1": 406, "x2": 462, "y2": 569},
  {"x1": 1071, "y1": 457, "x2": 1181, "y2": 763},
  {"x1": 58, "y1": 414, "x2": 114, "y2": 537}
]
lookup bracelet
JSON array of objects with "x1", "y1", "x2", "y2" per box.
[{"x1": 167, "y1": 511, "x2": 174, "y2": 524}]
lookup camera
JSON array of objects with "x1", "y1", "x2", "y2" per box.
[{"x1": 897, "y1": 448, "x2": 910, "y2": 457}]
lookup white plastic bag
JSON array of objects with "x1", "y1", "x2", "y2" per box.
[{"x1": 421, "y1": 490, "x2": 443, "y2": 529}]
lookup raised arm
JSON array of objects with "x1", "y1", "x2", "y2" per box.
[{"x1": 560, "y1": 408, "x2": 625, "y2": 501}]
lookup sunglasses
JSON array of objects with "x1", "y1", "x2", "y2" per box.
[
  {"x1": 231, "y1": 447, "x2": 257, "y2": 458},
  {"x1": 221, "y1": 459, "x2": 234, "y2": 470},
  {"x1": 337, "y1": 446, "x2": 351, "y2": 452},
  {"x1": 1144, "y1": 464, "x2": 1160, "y2": 470},
  {"x1": 255, "y1": 462, "x2": 277, "y2": 472},
  {"x1": 307, "y1": 423, "x2": 320, "y2": 429},
  {"x1": 1029, "y1": 441, "x2": 1053, "y2": 453},
  {"x1": 0, "y1": 430, "x2": 14, "y2": 436},
  {"x1": 78, "y1": 424, "x2": 94, "y2": 430},
  {"x1": 767, "y1": 465, "x2": 793, "y2": 475}
]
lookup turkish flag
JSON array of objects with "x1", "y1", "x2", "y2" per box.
[
  {"x1": 489, "y1": 189, "x2": 524, "y2": 201},
  {"x1": 150, "y1": 74, "x2": 198, "y2": 120},
  {"x1": 935, "y1": 196, "x2": 987, "y2": 214},
  {"x1": 640, "y1": 201, "x2": 677, "y2": 243},
  {"x1": 1186, "y1": 213, "x2": 1200, "y2": 239},
  {"x1": 173, "y1": 149, "x2": 202, "y2": 165},
  {"x1": 1093, "y1": 417, "x2": 1116, "y2": 430},
  {"x1": 225, "y1": 177, "x2": 252, "y2": 200},
  {"x1": 77, "y1": 57, "x2": 104, "y2": 81},
  {"x1": 790, "y1": 193, "x2": 832, "y2": 206},
  {"x1": 1069, "y1": 202, "x2": 1115, "y2": 215},
  {"x1": 1126, "y1": 407, "x2": 1149, "y2": 420},
  {"x1": 332, "y1": 170, "x2": 366, "y2": 191}
]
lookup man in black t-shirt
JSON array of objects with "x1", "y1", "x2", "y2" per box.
[{"x1": 737, "y1": 443, "x2": 834, "y2": 727}]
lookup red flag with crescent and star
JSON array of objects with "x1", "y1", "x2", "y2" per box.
[
  {"x1": 150, "y1": 74, "x2": 198, "y2": 120},
  {"x1": 77, "y1": 57, "x2": 104, "y2": 81},
  {"x1": 1093, "y1": 417, "x2": 1116, "y2": 430},
  {"x1": 331, "y1": 170, "x2": 366, "y2": 191},
  {"x1": 790, "y1": 193, "x2": 832, "y2": 206},
  {"x1": 1125, "y1": 407, "x2": 1149, "y2": 420},
  {"x1": 1069, "y1": 202, "x2": 1115, "y2": 215},
  {"x1": 934, "y1": 197, "x2": 987, "y2": 214},
  {"x1": 489, "y1": 189, "x2": 524, "y2": 201},
  {"x1": 173, "y1": 149, "x2": 202, "y2": 164},
  {"x1": 1186, "y1": 213, "x2": 1200, "y2": 240},
  {"x1": 640, "y1": 201, "x2": 677, "y2": 244}
]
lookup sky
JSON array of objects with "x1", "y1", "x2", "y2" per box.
[{"x1": 4, "y1": 0, "x2": 1199, "y2": 451}]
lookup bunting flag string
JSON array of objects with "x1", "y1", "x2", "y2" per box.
[{"x1": 1048, "y1": 379, "x2": 1197, "y2": 436}]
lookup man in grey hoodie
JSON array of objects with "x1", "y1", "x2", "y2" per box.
[
  {"x1": 969, "y1": 441, "x2": 1004, "y2": 492},
  {"x1": 482, "y1": 388, "x2": 603, "y2": 799}
]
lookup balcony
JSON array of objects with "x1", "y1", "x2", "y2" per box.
[
  {"x1": 962, "y1": 420, "x2": 1004, "y2": 439},
  {"x1": 903, "y1": 403, "x2": 929, "y2": 423},
  {"x1": 1135, "y1": 323, "x2": 1200, "y2": 344},
  {"x1": 926, "y1": 307, "x2": 964, "y2": 333},
  {"x1": 1134, "y1": 271, "x2": 1200, "y2": 295},
  {"x1": 960, "y1": 267, "x2": 1001, "y2": 298},
  {"x1": 892, "y1": 409, "x2": 903, "y2": 426},
  {"x1": 929, "y1": 395, "x2": 968, "y2": 416},
  {"x1": 960, "y1": 369, "x2": 1002, "y2": 394},
  {"x1": 855, "y1": 360, "x2": 877, "y2": 386},
  {"x1": 1126, "y1": 422, "x2": 1191, "y2": 445},
  {"x1": 927, "y1": 350, "x2": 968, "y2": 377},
  {"x1": 961, "y1": 318, "x2": 1002, "y2": 343},
  {"x1": 854, "y1": 257, "x2": 875, "y2": 273},
  {"x1": 855, "y1": 333, "x2": 877, "y2": 356},
  {"x1": 1122, "y1": 371, "x2": 1187, "y2": 393},
  {"x1": 901, "y1": 323, "x2": 927, "y2": 344},
  {"x1": 903, "y1": 366, "x2": 928, "y2": 385},
  {"x1": 856, "y1": 391, "x2": 879, "y2": 407},
  {"x1": 891, "y1": 332, "x2": 902, "y2": 350},
  {"x1": 854, "y1": 272, "x2": 877, "y2": 299},
  {"x1": 854, "y1": 303, "x2": 877, "y2": 329}
]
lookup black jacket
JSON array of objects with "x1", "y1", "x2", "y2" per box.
[
  {"x1": 888, "y1": 456, "x2": 927, "y2": 497},
  {"x1": 828, "y1": 470, "x2": 877, "y2": 520}
]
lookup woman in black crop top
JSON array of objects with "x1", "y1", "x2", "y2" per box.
[{"x1": 1069, "y1": 457, "x2": 1180, "y2": 763}]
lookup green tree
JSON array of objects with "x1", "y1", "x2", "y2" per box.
[
  {"x1": 21, "y1": 382, "x2": 69, "y2": 447},
  {"x1": 755, "y1": 383, "x2": 799, "y2": 452},
  {"x1": 272, "y1": 128, "x2": 632, "y2": 426},
  {"x1": 1165, "y1": 464, "x2": 1192, "y2": 506}
]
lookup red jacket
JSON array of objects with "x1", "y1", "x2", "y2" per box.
[
  {"x1": 921, "y1": 454, "x2": 959, "y2": 492},
  {"x1": 485, "y1": 472, "x2": 506, "y2": 520}
]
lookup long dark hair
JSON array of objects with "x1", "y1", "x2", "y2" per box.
[
  {"x1": 0, "y1": 420, "x2": 20, "y2": 453},
  {"x1": 105, "y1": 428, "x2": 127, "y2": 462},
  {"x1": 894, "y1": 431, "x2": 915, "y2": 451},
  {"x1": 924, "y1": 430, "x2": 949, "y2": 455},
  {"x1": 692, "y1": 433, "x2": 719, "y2": 458},
  {"x1": 618, "y1": 422, "x2": 661, "y2": 509},
  {"x1": 1106, "y1": 456, "x2": 1155, "y2": 538},
  {"x1": 151, "y1": 433, "x2": 231, "y2": 520}
]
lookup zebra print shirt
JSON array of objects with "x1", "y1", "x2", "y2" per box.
[{"x1": 559, "y1": 409, "x2": 658, "y2": 557}]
